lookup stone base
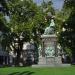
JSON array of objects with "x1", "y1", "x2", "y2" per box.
[
  {"x1": 38, "y1": 56, "x2": 62, "y2": 65},
  {"x1": 32, "y1": 56, "x2": 71, "y2": 68},
  {"x1": 32, "y1": 64, "x2": 71, "y2": 68},
  {"x1": 38, "y1": 57, "x2": 46, "y2": 65}
]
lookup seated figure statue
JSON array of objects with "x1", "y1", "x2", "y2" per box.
[{"x1": 44, "y1": 19, "x2": 55, "y2": 35}]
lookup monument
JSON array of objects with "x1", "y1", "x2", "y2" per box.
[
  {"x1": 32, "y1": 18, "x2": 71, "y2": 67},
  {"x1": 38, "y1": 19, "x2": 62, "y2": 66}
]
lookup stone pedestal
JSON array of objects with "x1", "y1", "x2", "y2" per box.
[{"x1": 38, "y1": 34, "x2": 62, "y2": 65}]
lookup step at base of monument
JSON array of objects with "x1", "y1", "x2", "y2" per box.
[{"x1": 32, "y1": 64, "x2": 71, "y2": 68}]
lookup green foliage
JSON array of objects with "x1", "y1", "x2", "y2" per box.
[
  {"x1": 58, "y1": 0, "x2": 75, "y2": 60},
  {"x1": 0, "y1": 0, "x2": 55, "y2": 65},
  {"x1": 0, "y1": 0, "x2": 9, "y2": 15},
  {"x1": 0, "y1": 0, "x2": 54, "y2": 47},
  {"x1": 64, "y1": 0, "x2": 75, "y2": 9}
]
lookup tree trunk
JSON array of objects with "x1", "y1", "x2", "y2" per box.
[{"x1": 15, "y1": 38, "x2": 23, "y2": 66}]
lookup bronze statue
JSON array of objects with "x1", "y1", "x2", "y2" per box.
[{"x1": 44, "y1": 19, "x2": 55, "y2": 35}]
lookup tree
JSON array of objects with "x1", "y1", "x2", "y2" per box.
[
  {"x1": 0, "y1": 0, "x2": 55, "y2": 66},
  {"x1": 0, "y1": 0, "x2": 10, "y2": 52},
  {"x1": 59, "y1": 0, "x2": 75, "y2": 63},
  {"x1": 3, "y1": 0, "x2": 47, "y2": 66},
  {"x1": 0, "y1": 0, "x2": 9, "y2": 31}
]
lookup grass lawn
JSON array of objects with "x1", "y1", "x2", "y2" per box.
[{"x1": 0, "y1": 66, "x2": 75, "y2": 75}]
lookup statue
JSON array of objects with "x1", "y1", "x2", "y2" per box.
[
  {"x1": 43, "y1": 19, "x2": 56, "y2": 57},
  {"x1": 44, "y1": 19, "x2": 55, "y2": 35}
]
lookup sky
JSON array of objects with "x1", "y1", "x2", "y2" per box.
[
  {"x1": 33, "y1": 0, "x2": 64, "y2": 10},
  {"x1": 52, "y1": 0, "x2": 64, "y2": 10}
]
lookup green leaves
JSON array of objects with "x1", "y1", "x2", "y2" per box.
[
  {"x1": 57, "y1": 0, "x2": 75, "y2": 60},
  {"x1": 0, "y1": 0, "x2": 54, "y2": 49}
]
